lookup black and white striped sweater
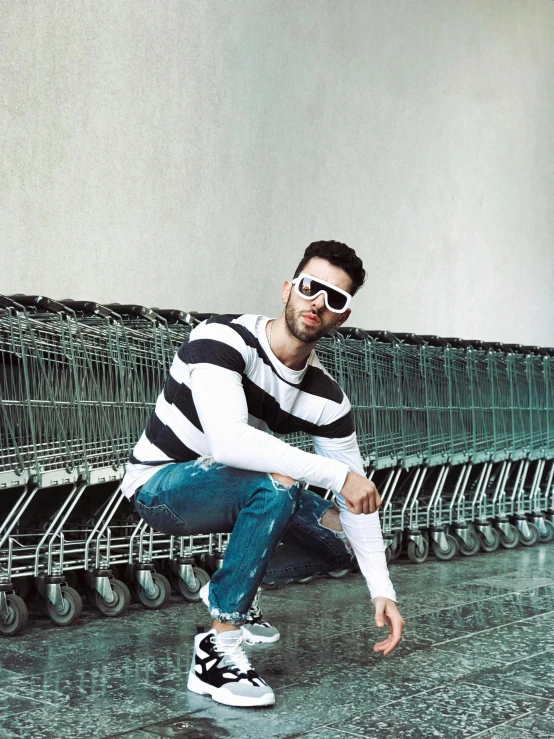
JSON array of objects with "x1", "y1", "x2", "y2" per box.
[{"x1": 122, "y1": 314, "x2": 396, "y2": 602}]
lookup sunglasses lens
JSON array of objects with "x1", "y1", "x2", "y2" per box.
[
  {"x1": 298, "y1": 277, "x2": 348, "y2": 311},
  {"x1": 325, "y1": 287, "x2": 347, "y2": 311}
]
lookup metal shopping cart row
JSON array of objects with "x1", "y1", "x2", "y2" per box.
[
  {"x1": 1, "y1": 297, "x2": 553, "y2": 636},
  {"x1": 0, "y1": 297, "x2": 222, "y2": 636},
  {"x1": 309, "y1": 329, "x2": 554, "y2": 565}
]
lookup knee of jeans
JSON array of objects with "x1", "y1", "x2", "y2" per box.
[
  {"x1": 263, "y1": 476, "x2": 302, "y2": 515},
  {"x1": 319, "y1": 506, "x2": 342, "y2": 533},
  {"x1": 318, "y1": 508, "x2": 354, "y2": 561}
]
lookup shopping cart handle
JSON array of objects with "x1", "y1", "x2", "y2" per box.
[
  {"x1": 418, "y1": 335, "x2": 448, "y2": 347},
  {"x1": 6, "y1": 294, "x2": 68, "y2": 313},
  {"x1": 57, "y1": 299, "x2": 118, "y2": 319},
  {"x1": 361, "y1": 330, "x2": 399, "y2": 343},
  {"x1": 102, "y1": 303, "x2": 155, "y2": 317},
  {"x1": 336, "y1": 327, "x2": 369, "y2": 340},
  {"x1": 442, "y1": 337, "x2": 472, "y2": 348},
  {"x1": 0, "y1": 295, "x2": 27, "y2": 311},
  {"x1": 151, "y1": 308, "x2": 187, "y2": 321},
  {"x1": 393, "y1": 332, "x2": 427, "y2": 345},
  {"x1": 185, "y1": 312, "x2": 219, "y2": 326}
]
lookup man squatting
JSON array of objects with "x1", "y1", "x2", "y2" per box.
[{"x1": 122, "y1": 240, "x2": 405, "y2": 707}]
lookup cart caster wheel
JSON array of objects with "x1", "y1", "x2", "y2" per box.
[
  {"x1": 478, "y1": 528, "x2": 501, "y2": 553},
  {"x1": 327, "y1": 568, "x2": 351, "y2": 579},
  {"x1": 0, "y1": 594, "x2": 28, "y2": 636},
  {"x1": 47, "y1": 586, "x2": 83, "y2": 626},
  {"x1": 407, "y1": 537, "x2": 429, "y2": 564},
  {"x1": 518, "y1": 522, "x2": 539, "y2": 548},
  {"x1": 296, "y1": 576, "x2": 314, "y2": 584},
  {"x1": 538, "y1": 520, "x2": 554, "y2": 544},
  {"x1": 94, "y1": 579, "x2": 131, "y2": 617},
  {"x1": 497, "y1": 524, "x2": 520, "y2": 549},
  {"x1": 136, "y1": 573, "x2": 171, "y2": 610},
  {"x1": 173, "y1": 567, "x2": 210, "y2": 602},
  {"x1": 432, "y1": 534, "x2": 458, "y2": 561},
  {"x1": 385, "y1": 547, "x2": 393, "y2": 564},
  {"x1": 388, "y1": 537, "x2": 403, "y2": 562},
  {"x1": 456, "y1": 532, "x2": 481, "y2": 557}
]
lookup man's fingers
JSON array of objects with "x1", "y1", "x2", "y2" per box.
[
  {"x1": 372, "y1": 604, "x2": 405, "y2": 656},
  {"x1": 373, "y1": 638, "x2": 395, "y2": 655},
  {"x1": 374, "y1": 601, "x2": 385, "y2": 629},
  {"x1": 347, "y1": 499, "x2": 362, "y2": 514}
]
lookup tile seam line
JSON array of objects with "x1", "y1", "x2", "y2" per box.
[
  {"x1": 459, "y1": 680, "x2": 554, "y2": 704},
  {"x1": 321, "y1": 683, "x2": 553, "y2": 739},
  {"x1": 464, "y1": 706, "x2": 551, "y2": 738},
  {"x1": 402, "y1": 592, "x2": 554, "y2": 618},
  {"x1": 0, "y1": 689, "x2": 62, "y2": 710},
  {"x1": 291, "y1": 722, "x2": 361, "y2": 738},
  {"x1": 429, "y1": 609, "x2": 554, "y2": 646},
  {"x1": 493, "y1": 644, "x2": 554, "y2": 667},
  {"x1": 332, "y1": 682, "x2": 454, "y2": 718}
]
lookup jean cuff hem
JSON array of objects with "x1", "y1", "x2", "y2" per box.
[{"x1": 209, "y1": 607, "x2": 249, "y2": 626}]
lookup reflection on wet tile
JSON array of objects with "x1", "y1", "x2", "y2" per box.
[
  {"x1": 165, "y1": 648, "x2": 502, "y2": 739},
  {"x1": 3, "y1": 544, "x2": 554, "y2": 738},
  {"x1": 329, "y1": 682, "x2": 549, "y2": 739},
  {"x1": 135, "y1": 713, "x2": 232, "y2": 737},
  {"x1": 0, "y1": 689, "x2": 49, "y2": 715},
  {"x1": 0, "y1": 599, "x2": 202, "y2": 676},
  {"x1": 4, "y1": 651, "x2": 192, "y2": 707},
  {"x1": 0, "y1": 689, "x2": 200, "y2": 739}
]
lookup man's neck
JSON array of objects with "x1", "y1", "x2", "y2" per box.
[{"x1": 267, "y1": 316, "x2": 315, "y2": 371}]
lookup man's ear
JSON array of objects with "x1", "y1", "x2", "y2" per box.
[
  {"x1": 282, "y1": 280, "x2": 292, "y2": 304},
  {"x1": 334, "y1": 308, "x2": 351, "y2": 328}
]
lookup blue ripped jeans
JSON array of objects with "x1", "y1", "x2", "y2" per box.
[{"x1": 134, "y1": 459, "x2": 354, "y2": 625}]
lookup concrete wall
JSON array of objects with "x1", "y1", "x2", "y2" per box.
[{"x1": 1, "y1": 0, "x2": 553, "y2": 345}]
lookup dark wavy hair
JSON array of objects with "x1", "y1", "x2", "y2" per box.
[{"x1": 293, "y1": 240, "x2": 366, "y2": 296}]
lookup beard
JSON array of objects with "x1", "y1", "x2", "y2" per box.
[{"x1": 284, "y1": 297, "x2": 332, "y2": 343}]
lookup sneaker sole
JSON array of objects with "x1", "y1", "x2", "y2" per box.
[
  {"x1": 187, "y1": 670, "x2": 275, "y2": 707},
  {"x1": 242, "y1": 629, "x2": 280, "y2": 645}
]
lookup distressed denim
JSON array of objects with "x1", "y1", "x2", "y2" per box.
[{"x1": 134, "y1": 458, "x2": 354, "y2": 625}]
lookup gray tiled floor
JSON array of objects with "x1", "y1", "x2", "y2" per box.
[{"x1": 2, "y1": 545, "x2": 554, "y2": 738}]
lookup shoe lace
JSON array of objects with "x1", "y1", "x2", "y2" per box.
[{"x1": 211, "y1": 633, "x2": 253, "y2": 674}]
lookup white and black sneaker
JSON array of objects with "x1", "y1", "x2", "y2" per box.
[
  {"x1": 199, "y1": 584, "x2": 280, "y2": 645},
  {"x1": 242, "y1": 589, "x2": 280, "y2": 644},
  {"x1": 187, "y1": 628, "x2": 275, "y2": 707}
]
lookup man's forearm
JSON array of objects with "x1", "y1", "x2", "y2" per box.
[{"x1": 338, "y1": 504, "x2": 397, "y2": 602}]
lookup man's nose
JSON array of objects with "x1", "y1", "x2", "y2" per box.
[{"x1": 310, "y1": 293, "x2": 326, "y2": 310}]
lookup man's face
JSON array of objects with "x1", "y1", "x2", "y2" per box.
[{"x1": 283, "y1": 257, "x2": 353, "y2": 344}]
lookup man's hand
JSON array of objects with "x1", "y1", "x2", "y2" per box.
[
  {"x1": 372, "y1": 597, "x2": 404, "y2": 656},
  {"x1": 339, "y1": 471, "x2": 382, "y2": 514}
]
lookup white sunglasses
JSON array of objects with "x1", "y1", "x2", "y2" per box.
[{"x1": 291, "y1": 273, "x2": 352, "y2": 313}]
